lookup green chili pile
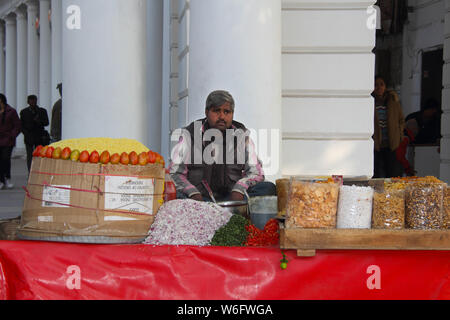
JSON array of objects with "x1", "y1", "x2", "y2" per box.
[{"x1": 210, "y1": 214, "x2": 250, "y2": 247}]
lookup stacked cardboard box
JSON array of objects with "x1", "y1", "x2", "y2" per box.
[{"x1": 18, "y1": 157, "x2": 165, "y2": 243}]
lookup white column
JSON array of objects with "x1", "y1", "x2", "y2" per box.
[
  {"x1": 181, "y1": 0, "x2": 282, "y2": 180},
  {"x1": 0, "y1": 22, "x2": 5, "y2": 93},
  {"x1": 51, "y1": 0, "x2": 62, "y2": 105},
  {"x1": 39, "y1": 0, "x2": 51, "y2": 113},
  {"x1": 441, "y1": 0, "x2": 450, "y2": 183},
  {"x1": 147, "y1": 0, "x2": 164, "y2": 153},
  {"x1": 62, "y1": 0, "x2": 149, "y2": 143},
  {"x1": 5, "y1": 14, "x2": 17, "y2": 109},
  {"x1": 16, "y1": 8, "x2": 28, "y2": 155},
  {"x1": 160, "y1": 0, "x2": 172, "y2": 161},
  {"x1": 16, "y1": 8, "x2": 28, "y2": 111},
  {"x1": 27, "y1": 1, "x2": 39, "y2": 95},
  {"x1": 280, "y1": 0, "x2": 376, "y2": 178}
]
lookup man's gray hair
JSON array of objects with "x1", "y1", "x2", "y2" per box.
[{"x1": 205, "y1": 90, "x2": 235, "y2": 112}]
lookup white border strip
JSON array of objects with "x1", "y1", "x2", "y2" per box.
[
  {"x1": 282, "y1": 89, "x2": 372, "y2": 98},
  {"x1": 282, "y1": 1, "x2": 375, "y2": 11},
  {"x1": 282, "y1": 132, "x2": 372, "y2": 141},
  {"x1": 283, "y1": 46, "x2": 374, "y2": 54}
]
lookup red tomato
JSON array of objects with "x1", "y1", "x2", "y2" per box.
[
  {"x1": 45, "y1": 146, "x2": 55, "y2": 158},
  {"x1": 33, "y1": 145, "x2": 43, "y2": 157},
  {"x1": 79, "y1": 150, "x2": 89, "y2": 163},
  {"x1": 147, "y1": 150, "x2": 156, "y2": 164},
  {"x1": 61, "y1": 147, "x2": 71, "y2": 160},
  {"x1": 138, "y1": 152, "x2": 148, "y2": 166},
  {"x1": 89, "y1": 150, "x2": 100, "y2": 163},
  {"x1": 39, "y1": 146, "x2": 48, "y2": 157},
  {"x1": 110, "y1": 153, "x2": 120, "y2": 165},
  {"x1": 52, "y1": 147, "x2": 62, "y2": 159},
  {"x1": 129, "y1": 151, "x2": 138, "y2": 165},
  {"x1": 100, "y1": 151, "x2": 110, "y2": 164},
  {"x1": 120, "y1": 152, "x2": 130, "y2": 165}
]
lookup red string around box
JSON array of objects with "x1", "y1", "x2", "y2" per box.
[
  {"x1": 30, "y1": 170, "x2": 165, "y2": 180},
  {"x1": 22, "y1": 186, "x2": 156, "y2": 217},
  {"x1": 27, "y1": 182, "x2": 164, "y2": 197},
  {"x1": 23, "y1": 170, "x2": 165, "y2": 217}
]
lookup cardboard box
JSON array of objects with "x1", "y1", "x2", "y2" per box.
[{"x1": 18, "y1": 157, "x2": 164, "y2": 243}]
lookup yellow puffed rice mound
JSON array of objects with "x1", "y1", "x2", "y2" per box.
[{"x1": 50, "y1": 138, "x2": 149, "y2": 155}]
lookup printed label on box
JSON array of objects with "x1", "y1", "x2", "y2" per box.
[
  {"x1": 38, "y1": 216, "x2": 54, "y2": 222},
  {"x1": 104, "y1": 216, "x2": 139, "y2": 221},
  {"x1": 42, "y1": 185, "x2": 71, "y2": 208},
  {"x1": 104, "y1": 176, "x2": 154, "y2": 215}
]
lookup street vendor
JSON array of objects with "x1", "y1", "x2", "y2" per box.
[{"x1": 169, "y1": 90, "x2": 276, "y2": 202}]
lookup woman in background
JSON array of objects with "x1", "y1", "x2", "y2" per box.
[
  {"x1": 0, "y1": 94, "x2": 21, "y2": 189},
  {"x1": 372, "y1": 76, "x2": 405, "y2": 178}
]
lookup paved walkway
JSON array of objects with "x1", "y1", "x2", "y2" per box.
[{"x1": 0, "y1": 155, "x2": 28, "y2": 220}]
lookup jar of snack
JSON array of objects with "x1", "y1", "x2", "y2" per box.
[
  {"x1": 286, "y1": 179, "x2": 339, "y2": 228},
  {"x1": 336, "y1": 185, "x2": 374, "y2": 229},
  {"x1": 372, "y1": 189, "x2": 405, "y2": 229},
  {"x1": 405, "y1": 183, "x2": 445, "y2": 229},
  {"x1": 444, "y1": 186, "x2": 449, "y2": 229}
]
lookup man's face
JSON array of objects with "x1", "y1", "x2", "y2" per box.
[
  {"x1": 205, "y1": 102, "x2": 234, "y2": 131},
  {"x1": 374, "y1": 78, "x2": 386, "y2": 97},
  {"x1": 28, "y1": 98, "x2": 37, "y2": 107}
]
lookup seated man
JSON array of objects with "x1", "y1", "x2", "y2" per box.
[{"x1": 169, "y1": 90, "x2": 276, "y2": 202}]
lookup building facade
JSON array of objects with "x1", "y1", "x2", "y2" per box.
[{"x1": 0, "y1": 0, "x2": 448, "y2": 183}]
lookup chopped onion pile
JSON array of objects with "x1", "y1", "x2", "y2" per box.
[{"x1": 143, "y1": 199, "x2": 232, "y2": 246}]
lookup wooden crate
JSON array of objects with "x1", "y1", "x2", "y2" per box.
[{"x1": 280, "y1": 225, "x2": 450, "y2": 257}]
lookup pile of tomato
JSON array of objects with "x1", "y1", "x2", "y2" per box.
[
  {"x1": 245, "y1": 218, "x2": 279, "y2": 247},
  {"x1": 32, "y1": 145, "x2": 165, "y2": 166}
]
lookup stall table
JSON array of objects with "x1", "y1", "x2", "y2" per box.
[{"x1": 0, "y1": 241, "x2": 449, "y2": 300}]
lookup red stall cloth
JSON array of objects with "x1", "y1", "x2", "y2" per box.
[{"x1": 0, "y1": 241, "x2": 449, "y2": 300}]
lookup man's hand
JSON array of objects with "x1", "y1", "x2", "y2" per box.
[
  {"x1": 190, "y1": 194, "x2": 203, "y2": 202},
  {"x1": 230, "y1": 191, "x2": 244, "y2": 201}
]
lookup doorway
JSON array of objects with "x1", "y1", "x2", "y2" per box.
[{"x1": 421, "y1": 48, "x2": 443, "y2": 112}]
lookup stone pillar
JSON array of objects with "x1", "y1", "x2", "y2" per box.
[
  {"x1": 160, "y1": 0, "x2": 172, "y2": 160},
  {"x1": 280, "y1": 0, "x2": 376, "y2": 178},
  {"x1": 51, "y1": 0, "x2": 62, "y2": 106},
  {"x1": 27, "y1": 0, "x2": 39, "y2": 96},
  {"x1": 5, "y1": 14, "x2": 17, "y2": 108},
  {"x1": 147, "y1": 0, "x2": 164, "y2": 153},
  {"x1": 16, "y1": 8, "x2": 28, "y2": 154},
  {"x1": 62, "y1": 0, "x2": 149, "y2": 144},
  {"x1": 0, "y1": 22, "x2": 5, "y2": 93},
  {"x1": 39, "y1": 0, "x2": 52, "y2": 113},
  {"x1": 441, "y1": 0, "x2": 450, "y2": 183},
  {"x1": 178, "y1": 0, "x2": 282, "y2": 180},
  {"x1": 16, "y1": 8, "x2": 28, "y2": 111}
]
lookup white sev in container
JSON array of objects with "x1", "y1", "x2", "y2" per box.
[
  {"x1": 143, "y1": 199, "x2": 232, "y2": 246},
  {"x1": 336, "y1": 185, "x2": 374, "y2": 229}
]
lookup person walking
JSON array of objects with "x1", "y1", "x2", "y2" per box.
[
  {"x1": 51, "y1": 83, "x2": 62, "y2": 143},
  {"x1": 0, "y1": 94, "x2": 21, "y2": 190},
  {"x1": 20, "y1": 95, "x2": 50, "y2": 172}
]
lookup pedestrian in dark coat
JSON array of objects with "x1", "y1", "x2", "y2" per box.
[
  {"x1": 20, "y1": 95, "x2": 50, "y2": 172},
  {"x1": 0, "y1": 94, "x2": 21, "y2": 189}
]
